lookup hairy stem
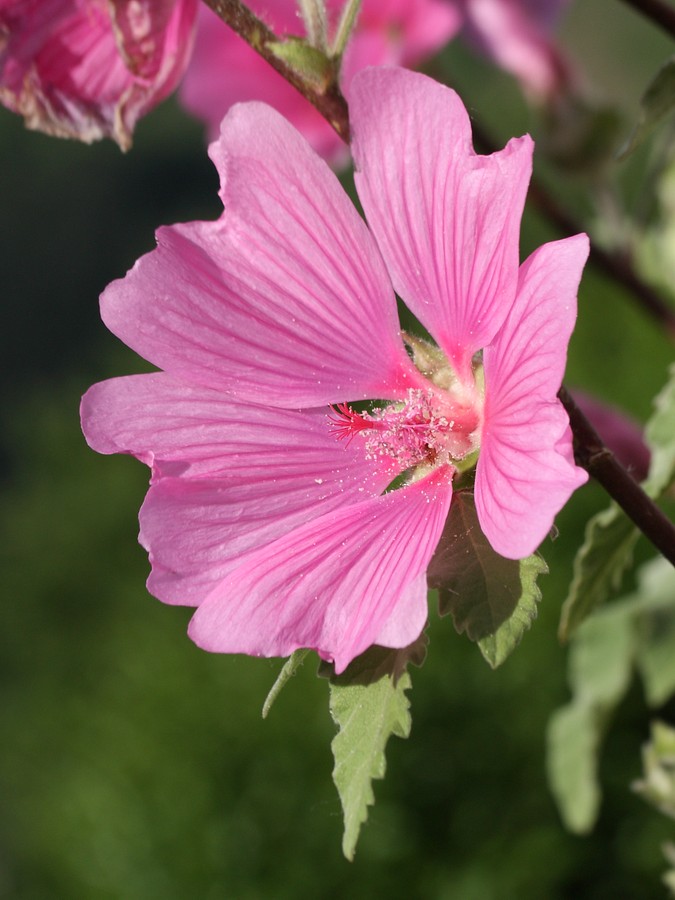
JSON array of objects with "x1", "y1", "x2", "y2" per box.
[
  {"x1": 559, "y1": 387, "x2": 675, "y2": 565},
  {"x1": 201, "y1": 0, "x2": 351, "y2": 140},
  {"x1": 619, "y1": 0, "x2": 675, "y2": 39}
]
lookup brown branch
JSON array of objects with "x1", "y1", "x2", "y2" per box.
[
  {"x1": 619, "y1": 0, "x2": 675, "y2": 40},
  {"x1": 200, "y1": 0, "x2": 350, "y2": 141},
  {"x1": 559, "y1": 387, "x2": 675, "y2": 565}
]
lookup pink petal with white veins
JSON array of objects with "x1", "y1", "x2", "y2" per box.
[
  {"x1": 372, "y1": 572, "x2": 429, "y2": 649},
  {"x1": 476, "y1": 234, "x2": 589, "y2": 558},
  {"x1": 351, "y1": 67, "x2": 533, "y2": 383},
  {"x1": 102, "y1": 102, "x2": 420, "y2": 407},
  {"x1": 81, "y1": 372, "x2": 396, "y2": 483},
  {"x1": 188, "y1": 469, "x2": 452, "y2": 673},
  {"x1": 140, "y1": 437, "x2": 394, "y2": 608}
]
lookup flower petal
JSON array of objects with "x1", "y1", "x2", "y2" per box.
[
  {"x1": 81, "y1": 372, "x2": 396, "y2": 483},
  {"x1": 188, "y1": 470, "x2": 452, "y2": 673},
  {"x1": 476, "y1": 234, "x2": 589, "y2": 558},
  {"x1": 350, "y1": 66, "x2": 533, "y2": 382},
  {"x1": 101, "y1": 101, "x2": 420, "y2": 407}
]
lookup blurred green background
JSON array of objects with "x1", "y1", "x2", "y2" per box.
[{"x1": 1, "y1": 1, "x2": 674, "y2": 897}]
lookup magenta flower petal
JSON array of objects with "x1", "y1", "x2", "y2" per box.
[
  {"x1": 350, "y1": 66, "x2": 533, "y2": 382},
  {"x1": 372, "y1": 572, "x2": 429, "y2": 650},
  {"x1": 0, "y1": 0, "x2": 197, "y2": 149},
  {"x1": 188, "y1": 470, "x2": 452, "y2": 674},
  {"x1": 475, "y1": 235, "x2": 590, "y2": 558},
  {"x1": 101, "y1": 102, "x2": 419, "y2": 407}
]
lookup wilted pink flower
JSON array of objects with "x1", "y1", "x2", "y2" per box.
[
  {"x1": 82, "y1": 67, "x2": 588, "y2": 672},
  {"x1": 0, "y1": 0, "x2": 198, "y2": 149},
  {"x1": 459, "y1": 0, "x2": 572, "y2": 98},
  {"x1": 179, "y1": 0, "x2": 460, "y2": 161}
]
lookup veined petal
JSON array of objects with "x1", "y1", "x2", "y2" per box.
[
  {"x1": 372, "y1": 572, "x2": 429, "y2": 649},
  {"x1": 140, "y1": 437, "x2": 394, "y2": 608},
  {"x1": 188, "y1": 470, "x2": 452, "y2": 673},
  {"x1": 476, "y1": 235, "x2": 589, "y2": 558},
  {"x1": 101, "y1": 102, "x2": 420, "y2": 407},
  {"x1": 350, "y1": 67, "x2": 533, "y2": 382},
  {"x1": 80, "y1": 372, "x2": 394, "y2": 483}
]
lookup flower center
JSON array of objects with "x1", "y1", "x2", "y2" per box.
[{"x1": 329, "y1": 387, "x2": 481, "y2": 472}]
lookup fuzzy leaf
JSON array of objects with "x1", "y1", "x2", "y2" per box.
[
  {"x1": 618, "y1": 56, "x2": 675, "y2": 159},
  {"x1": 643, "y1": 362, "x2": 675, "y2": 498},
  {"x1": 328, "y1": 645, "x2": 415, "y2": 860},
  {"x1": 558, "y1": 505, "x2": 638, "y2": 641},
  {"x1": 262, "y1": 649, "x2": 310, "y2": 719},
  {"x1": 429, "y1": 492, "x2": 546, "y2": 667}
]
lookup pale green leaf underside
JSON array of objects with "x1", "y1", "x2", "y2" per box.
[
  {"x1": 643, "y1": 362, "x2": 675, "y2": 499},
  {"x1": 634, "y1": 720, "x2": 675, "y2": 820},
  {"x1": 430, "y1": 492, "x2": 547, "y2": 668},
  {"x1": 547, "y1": 703, "x2": 603, "y2": 834},
  {"x1": 618, "y1": 56, "x2": 675, "y2": 159},
  {"x1": 329, "y1": 648, "x2": 413, "y2": 860}
]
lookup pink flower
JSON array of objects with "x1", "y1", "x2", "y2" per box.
[
  {"x1": 459, "y1": 0, "x2": 572, "y2": 98},
  {"x1": 81, "y1": 67, "x2": 588, "y2": 673},
  {"x1": 179, "y1": 0, "x2": 460, "y2": 161},
  {"x1": 0, "y1": 0, "x2": 198, "y2": 149}
]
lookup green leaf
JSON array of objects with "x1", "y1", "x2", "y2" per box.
[
  {"x1": 328, "y1": 645, "x2": 415, "y2": 860},
  {"x1": 558, "y1": 505, "x2": 639, "y2": 641},
  {"x1": 547, "y1": 603, "x2": 635, "y2": 833},
  {"x1": 429, "y1": 492, "x2": 546, "y2": 667},
  {"x1": 643, "y1": 362, "x2": 675, "y2": 498},
  {"x1": 262, "y1": 649, "x2": 310, "y2": 719},
  {"x1": 618, "y1": 56, "x2": 675, "y2": 159},
  {"x1": 633, "y1": 720, "x2": 675, "y2": 820},
  {"x1": 547, "y1": 703, "x2": 603, "y2": 834},
  {"x1": 632, "y1": 558, "x2": 675, "y2": 707}
]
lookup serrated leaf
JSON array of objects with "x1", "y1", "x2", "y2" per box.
[
  {"x1": 328, "y1": 646, "x2": 414, "y2": 860},
  {"x1": 429, "y1": 492, "x2": 546, "y2": 667},
  {"x1": 547, "y1": 703, "x2": 603, "y2": 834},
  {"x1": 643, "y1": 362, "x2": 675, "y2": 498},
  {"x1": 618, "y1": 56, "x2": 675, "y2": 159},
  {"x1": 558, "y1": 505, "x2": 639, "y2": 640},
  {"x1": 262, "y1": 649, "x2": 310, "y2": 719}
]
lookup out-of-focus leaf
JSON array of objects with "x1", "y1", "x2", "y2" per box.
[
  {"x1": 547, "y1": 604, "x2": 635, "y2": 833},
  {"x1": 547, "y1": 703, "x2": 603, "y2": 834},
  {"x1": 643, "y1": 362, "x2": 675, "y2": 498},
  {"x1": 328, "y1": 645, "x2": 415, "y2": 860},
  {"x1": 618, "y1": 56, "x2": 675, "y2": 159},
  {"x1": 633, "y1": 559, "x2": 675, "y2": 707},
  {"x1": 262, "y1": 649, "x2": 311, "y2": 718},
  {"x1": 633, "y1": 721, "x2": 675, "y2": 819},
  {"x1": 559, "y1": 506, "x2": 638, "y2": 641},
  {"x1": 430, "y1": 492, "x2": 546, "y2": 667}
]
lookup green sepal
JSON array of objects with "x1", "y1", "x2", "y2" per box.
[
  {"x1": 430, "y1": 492, "x2": 546, "y2": 668},
  {"x1": 267, "y1": 38, "x2": 336, "y2": 92}
]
